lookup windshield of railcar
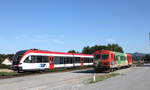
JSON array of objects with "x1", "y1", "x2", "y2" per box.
[
  {"x1": 94, "y1": 54, "x2": 101, "y2": 60},
  {"x1": 101, "y1": 54, "x2": 109, "y2": 60},
  {"x1": 94, "y1": 54, "x2": 109, "y2": 60},
  {"x1": 13, "y1": 50, "x2": 27, "y2": 65}
]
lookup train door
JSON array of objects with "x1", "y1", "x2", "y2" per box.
[
  {"x1": 49, "y1": 56, "x2": 54, "y2": 69},
  {"x1": 80, "y1": 58, "x2": 84, "y2": 66},
  {"x1": 111, "y1": 53, "x2": 117, "y2": 67}
]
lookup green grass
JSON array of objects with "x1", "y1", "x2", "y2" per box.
[
  {"x1": 89, "y1": 73, "x2": 120, "y2": 84},
  {"x1": 0, "y1": 72, "x2": 17, "y2": 76}
]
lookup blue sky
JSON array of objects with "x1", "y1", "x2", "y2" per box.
[{"x1": 0, "y1": 0, "x2": 149, "y2": 54}]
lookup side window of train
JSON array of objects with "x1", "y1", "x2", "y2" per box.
[
  {"x1": 31, "y1": 56, "x2": 37, "y2": 63},
  {"x1": 85, "y1": 58, "x2": 88, "y2": 63},
  {"x1": 69, "y1": 57, "x2": 73, "y2": 64},
  {"x1": 54, "y1": 57, "x2": 60, "y2": 64},
  {"x1": 42, "y1": 56, "x2": 48, "y2": 63},
  {"x1": 64, "y1": 57, "x2": 67, "y2": 64},
  {"x1": 37, "y1": 56, "x2": 42, "y2": 63},
  {"x1": 60, "y1": 57, "x2": 64, "y2": 64},
  {"x1": 75, "y1": 57, "x2": 80, "y2": 63},
  {"x1": 24, "y1": 56, "x2": 34, "y2": 63},
  {"x1": 84, "y1": 58, "x2": 87, "y2": 63},
  {"x1": 90, "y1": 58, "x2": 93, "y2": 63},
  {"x1": 84, "y1": 58, "x2": 86, "y2": 63}
]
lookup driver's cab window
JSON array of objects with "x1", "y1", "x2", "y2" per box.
[
  {"x1": 24, "y1": 56, "x2": 37, "y2": 63},
  {"x1": 24, "y1": 56, "x2": 31, "y2": 63}
]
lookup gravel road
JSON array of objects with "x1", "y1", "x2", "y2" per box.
[{"x1": 0, "y1": 64, "x2": 150, "y2": 90}]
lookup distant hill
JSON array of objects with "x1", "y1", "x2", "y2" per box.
[
  {"x1": 130, "y1": 52, "x2": 150, "y2": 60},
  {"x1": 132, "y1": 52, "x2": 147, "y2": 57}
]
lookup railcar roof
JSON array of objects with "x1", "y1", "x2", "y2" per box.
[{"x1": 22, "y1": 49, "x2": 93, "y2": 57}]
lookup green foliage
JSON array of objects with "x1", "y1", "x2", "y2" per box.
[
  {"x1": 89, "y1": 73, "x2": 120, "y2": 84},
  {"x1": 82, "y1": 44, "x2": 124, "y2": 54},
  {"x1": 0, "y1": 54, "x2": 14, "y2": 64},
  {"x1": 0, "y1": 72, "x2": 17, "y2": 76},
  {"x1": 68, "y1": 50, "x2": 77, "y2": 53},
  {"x1": 0, "y1": 64, "x2": 10, "y2": 69},
  {"x1": 68, "y1": 50, "x2": 80, "y2": 53}
]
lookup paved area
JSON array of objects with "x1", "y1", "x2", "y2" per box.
[
  {"x1": 0, "y1": 69, "x2": 13, "y2": 72},
  {"x1": 80, "y1": 64, "x2": 150, "y2": 90},
  {"x1": 0, "y1": 64, "x2": 150, "y2": 90}
]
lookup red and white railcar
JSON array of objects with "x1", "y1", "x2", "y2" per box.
[{"x1": 11, "y1": 49, "x2": 94, "y2": 72}]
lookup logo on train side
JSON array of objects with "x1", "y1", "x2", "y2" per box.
[{"x1": 39, "y1": 64, "x2": 46, "y2": 67}]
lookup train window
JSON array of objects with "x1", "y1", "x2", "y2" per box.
[
  {"x1": 29, "y1": 56, "x2": 32, "y2": 61},
  {"x1": 91, "y1": 58, "x2": 93, "y2": 62},
  {"x1": 84, "y1": 58, "x2": 86, "y2": 63},
  {"x1": 42, "y1": 56, "x2": 48, "y2": 63},
  {"x1": 66, "y1": 57, "x2": 69, "y2": 64},
  {"x1": 88, "y1": 58, "x2": 91, "y2": 63},
  {"x1": 120, "y1": 56, "x2": 125, "y2": 60},
  {"x1": 37, "y1": 56, "x2": 42, "y2": 63},
  {"x1": 64, "y1": 57, "x2": 67, "y2": 64},
  {"x1": 101, "y1": 54, "x2": 109, "y2": 60},
  {"x1": 70, "y1": 57, "x2": 73, "y2": 63},
  {"x1": 87, "y1": 58, "x2": 89, "y2": 63},
  {"x1": 31, "y1": 56, "x2": 37, "y2": 63},
  {"x1": 69, "y1": 57, "x2": 73, "y2": 64},
  {"x1": 94, "y1": 54, "x2": 101, "y2": 60},
  {"x1": 64, "y1": 57, "x2": 73, "y2": 64},
  {"x1": 75, "y1": 57, "x2": 80, "y2": 63},
  {"x1": 54, "y1": 57, "x2": 60, "y2": 64},
  {"x1": 60, "y1": 57, "x2": 64, "y2": 64},
  {"x1": 116, "y1": 56, "x2": 119, "y2": 60},
  {"x1": 85, "y1": 58, "x2": 87, "y2": 63},
  {"x1": 24, "y1": 56, "x2": 36, "y2": 63},
  {"x1": 89, "y1": 58, "x2": 92, "y2": 63},
  {"x1": 67, "y1": 57, "x2": 71, "y2": 64},
  {"x1": 24, "y1": 57, "x2": 31, "y2": 63},
  {"x1": 84, "y1": 58, "x2": 88, "y2": 63}
]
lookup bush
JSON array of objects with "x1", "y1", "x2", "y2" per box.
[
  {"x1": 0, "y1": 72, "x2": 17, "y2": 76},
  {"x1": 0, "y1": 64, "x2": 10, "y2": 69}
]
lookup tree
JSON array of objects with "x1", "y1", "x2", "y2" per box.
[
  {"x1": 82, "y1": 44, "x2": 124, "y2": 54},
  {"x1": 107, "y1": 44, "x2": 124, "y2": 53},
  {"x1": 82, "y1": 46, "x2": 92, "y2": 54},
  {"x1": 68, "y1": 50, "x2": 78, "y2": 53}
]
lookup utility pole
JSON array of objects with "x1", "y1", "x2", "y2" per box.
[{"x1": 149, "y1": 32, "x2": 150, "y2": 46}]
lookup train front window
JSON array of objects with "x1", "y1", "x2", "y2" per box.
[
  {"x1": 101, "y1": 54, "x2": 109, "y2": 60},
  {"x1": 13, "y1": 50, "x2": 27, "y2": 65},
  {"x1": 94, "y1": 54, "x2": 101, "y2": 60}
]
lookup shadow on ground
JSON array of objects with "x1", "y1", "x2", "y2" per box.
[
  {"x1": 72, "y1": 69, "x2": 108, "y2": 74},
  {"x1": 137, "y1": 64, "x2": 150, "y2": 67}
]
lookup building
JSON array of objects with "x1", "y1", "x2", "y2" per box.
[{"x1": 2, "y1": 58, "x2": 12, "y2": 65}]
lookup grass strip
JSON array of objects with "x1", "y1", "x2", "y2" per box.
[
  {"x1": 0, "y1": 72, "x2": 17, "y2": 76},
  {"x1": 89, "y1": 73, "x2": 120, "y2": 84}
]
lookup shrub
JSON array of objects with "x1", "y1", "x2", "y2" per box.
[{"x1": 0, "y1": 64, "x2": 10, "y2": 69}]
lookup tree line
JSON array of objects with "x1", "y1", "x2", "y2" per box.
[
  {"x1": 0, "y1": 43, "x2": 149, "y2": 64},
  {"x1": 68, "y1": 44, "x2": 124, "y2": 54},
  {"x1": 0, "y1": 54, "x2": 14, "y2": 64}
]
